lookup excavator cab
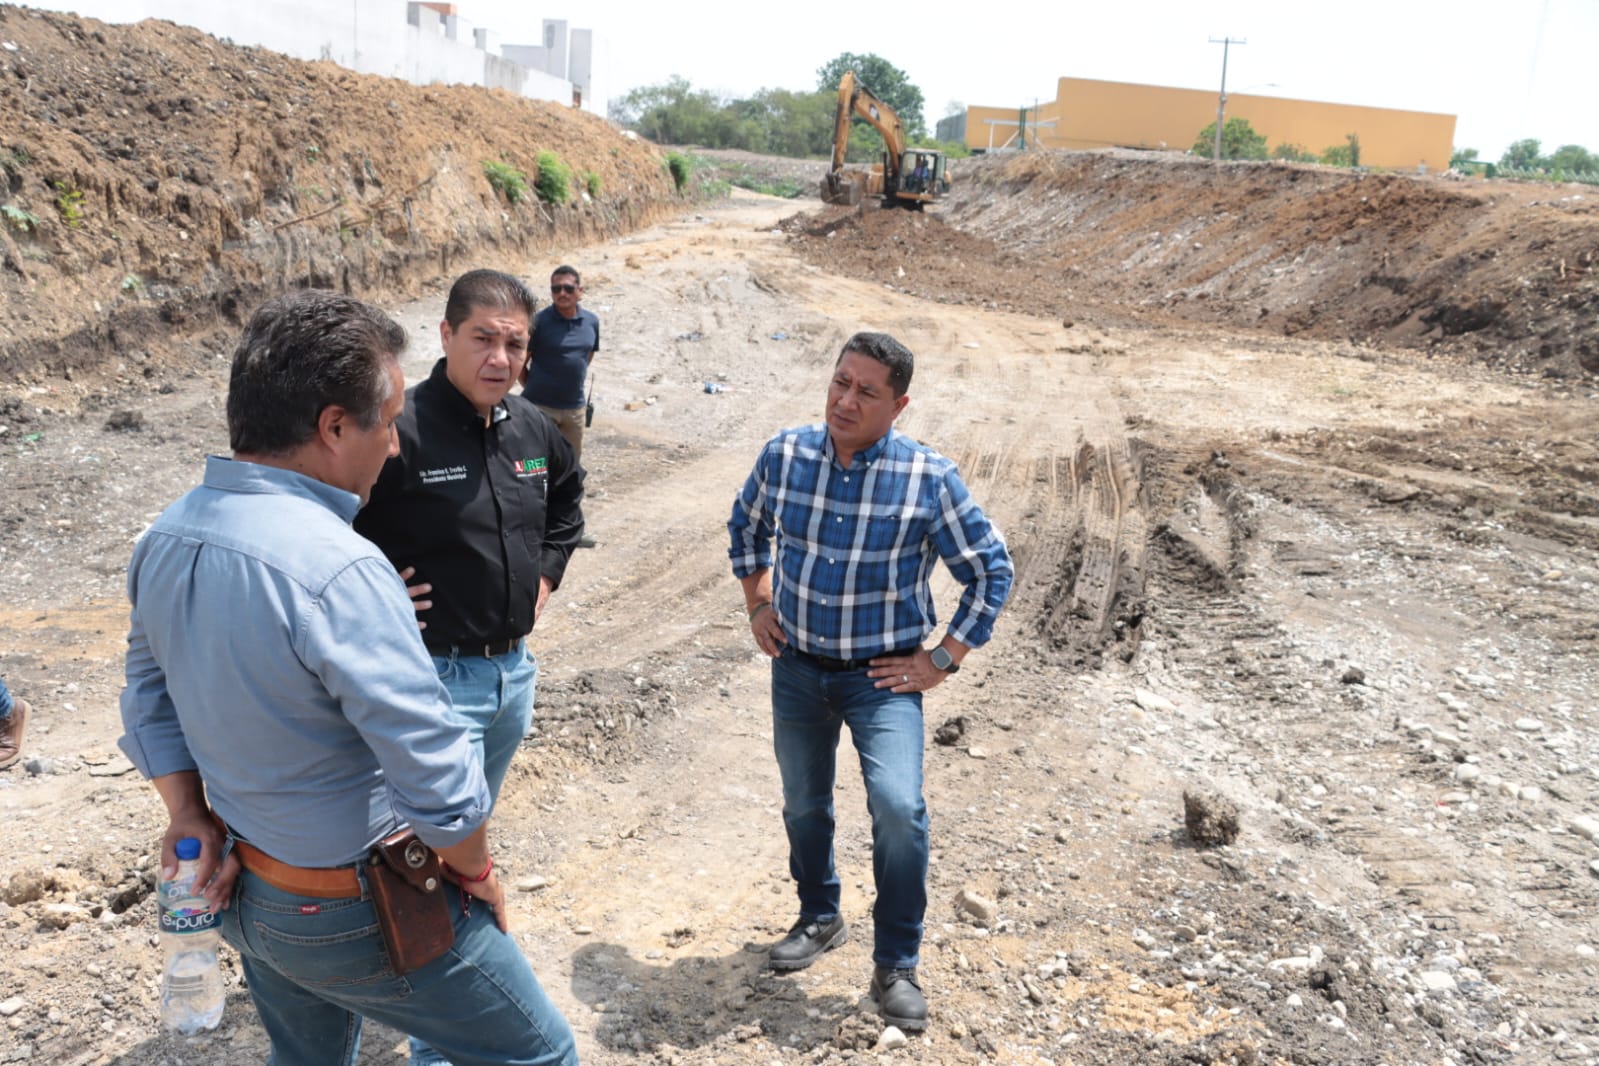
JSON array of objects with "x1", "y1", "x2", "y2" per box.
[{"x1": 892, "y1": 151, "x2": 947, "y2": 206}]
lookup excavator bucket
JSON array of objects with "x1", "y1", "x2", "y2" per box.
[{"x1": 821, "y1": 170, "x2": 866, "y2": 206}]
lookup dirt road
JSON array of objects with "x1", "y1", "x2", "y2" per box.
[{"x1": 2, "y1": 190, "x2": 1597, "y2": 1065}]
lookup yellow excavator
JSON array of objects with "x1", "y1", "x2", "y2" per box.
[{"x1": 820, "y1": 71, "x2": 948, "y2": 209}]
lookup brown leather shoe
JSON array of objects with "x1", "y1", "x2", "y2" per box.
[{"x1": 0, "y1": 697, "x2": 28, "y2": 771}]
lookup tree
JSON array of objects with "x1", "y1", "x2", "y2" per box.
[
  {"x1": 1546, "y1": 144, "x2": 1599, "y2": 177},
  {"x1": 1271, "y1": 142, "x2": 1318, "y2": 163},
  {"x1": 1191, "y1": 117, "x2": 1267, "y2": 160},
  {"x1": 1451, "y1": 147, "x2": 1480, "y2": 166},
  {"x1": 1500, "y1": 138, "x2": 1542, "y2": 170},
  {"x1": 816, "y1": 53, "x2": 926, "y2": 140},
  {"x1": 734, "y1": 89, "x2": 837, "y2": 158},
  {"x1": 1319, "y1": 141, "x2": 1354, "y2": 167},
  {"x1": 610, "y1": 76, "x2": 737, "y2": 147}
]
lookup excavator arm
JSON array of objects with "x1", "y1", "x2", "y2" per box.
[
  {"x1": 830, "y1": 71, "x2": 908, "y2": 168},
  {"x1": 823, "y1": 71, "x2": 908, "y2": 205}
]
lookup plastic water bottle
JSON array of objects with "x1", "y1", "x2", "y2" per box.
[{"x1": 158, "y1": 837, "x2": 224, "y2": 1034}]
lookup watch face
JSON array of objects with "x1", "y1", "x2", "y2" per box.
[{"x1": 931, "y1": 647, "x2": 952, "y2": 670}]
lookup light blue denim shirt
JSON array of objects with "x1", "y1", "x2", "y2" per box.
[{"x1": 119, "y1": 457, "x2": 490, "y2": 867}]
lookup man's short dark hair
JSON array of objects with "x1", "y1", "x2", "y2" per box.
[
  {"x1": 227, "y1": 290, "x2": 407, "y2": 456},
  {"x1": 551, "y1": 265, "x2": 581, "y2": 286},
  {"x1": 443, "y1": 269, "x2": 537, "y2": 330},
  {"x1": 838, "y1": 331, "x2": 914, "y2": 396}
]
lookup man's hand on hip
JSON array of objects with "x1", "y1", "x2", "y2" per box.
[
  {"x1": 399, "y1": 566, "x2": 432, "y2": 631},
  {"x1": 871, "y1": 641, "x2": 966, "y2": 693},
  {"x1": 748, "y1": 602, "x2": 787, "y2": 657}
]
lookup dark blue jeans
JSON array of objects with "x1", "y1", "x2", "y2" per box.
[
  {"x1": 771, "y1": 650, "x2": 929, "y2": 969},
  {"x1": 220, "y1": 868, "x2": 576, "y2": 1066},
  {"x1": 0, "y1": 676, "x2": 11, "y2": 719}
]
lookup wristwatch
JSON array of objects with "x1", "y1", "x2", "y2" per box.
[{"x1": 928, "y1": 646, "x2": 960, "y2": 674}]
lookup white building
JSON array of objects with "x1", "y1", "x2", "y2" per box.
[{"x1": 6, "y1": 1, "x2": 608, "y2": 114}]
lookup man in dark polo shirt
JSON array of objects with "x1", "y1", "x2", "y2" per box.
[
  {"x1": 356, "y1": 269, "x2": 585, "y2": 805},
  {"x1": 522, "y1": 264, "x2": 599, "y2": 547}
]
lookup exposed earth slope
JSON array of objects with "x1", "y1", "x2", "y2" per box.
[{"x1": 0, "y1": 6, "x2": 679, "y2": 381}]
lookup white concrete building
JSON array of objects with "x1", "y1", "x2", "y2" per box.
[{"x1": 4, "y1": 1, "x2": 608, "y2": 114}]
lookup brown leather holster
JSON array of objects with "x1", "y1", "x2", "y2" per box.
[{"x1": 366, "y1": 828, "x2": 455, "y2": 975}]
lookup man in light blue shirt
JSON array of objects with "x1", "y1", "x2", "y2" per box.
[{"x1": 119, "y1": 290, "x2": 577, "y2": 1065}]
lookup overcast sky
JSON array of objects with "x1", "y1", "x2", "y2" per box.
[{"x1": 466, "y1": 0, "x2": 1595, "y2": 160}]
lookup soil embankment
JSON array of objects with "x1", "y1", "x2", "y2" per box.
[
  {"x1": 780, "y1": 150, "x2": 1599, "y2": 379},
  {"x1": 0, "y1": 6, "x2": 680, "y2": 381}
]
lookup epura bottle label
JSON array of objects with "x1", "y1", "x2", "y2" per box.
[{"x1": 161, "y1": 897, "x2": 218, "y2": 935}]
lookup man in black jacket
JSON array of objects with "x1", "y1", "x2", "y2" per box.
[{"x1": 356, "y1": 269, "x2": 584, "y2": 806}]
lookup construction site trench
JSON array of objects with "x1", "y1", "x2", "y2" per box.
[{"x1": 2, "y1": 9, "x2": 1598, "y2": 1066}]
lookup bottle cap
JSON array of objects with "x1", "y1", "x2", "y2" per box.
[{"x1": 175, "y1": 837, "x2": 202, "y2": 861}]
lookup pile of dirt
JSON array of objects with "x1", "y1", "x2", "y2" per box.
[
  {"x1": 0, "y1": 6, "x2": 680, "y2": 384},
  {"x1": 783, "y1": 150, "x2": 1599, "y2": 379}
]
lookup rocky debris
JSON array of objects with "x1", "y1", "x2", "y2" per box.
[
  {"x1": 933, "y1": 716, "x2": 967, "y2": 746},
  {"x1": 1133, "y1": 688, "x2": 1176, "y2": 713},
  {"x1": 103, "y1": 408, "x2": 145, "y2": 431},
  {"x1": 3, "y1": 869, "x2": 62, "y2": 906},
  {"x1": 832, "y1": 1012, "x2": 883, "y2": 1050},
  {"x1": 876, "y1": 1025, "x2": 908, "y2": 1050},
  {"x1": 954, "y1": 888, "x2": 997, "y2": 926},
  {"x1": 1183, "y1": 789, "x2": 1241, "y2": 846}
]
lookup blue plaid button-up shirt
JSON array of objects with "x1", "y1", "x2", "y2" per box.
[{"x1": 729, "y1": 424, "x2": 1012, "y2": 659}]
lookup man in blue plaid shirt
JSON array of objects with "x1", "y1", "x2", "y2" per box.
[{"x1": 728, "y1": 331, "x2": 1013, "y2": 1032}]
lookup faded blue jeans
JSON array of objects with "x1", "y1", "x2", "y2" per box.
[
  {"x1": 412, "y1": 642, "x2": 536, "y2": 1065},
  {"x1": 431, "y1": 642, "x2": 536, "y2": 805},
  {"x1": 219, "y1": 868, "x2": 577, "y2": 1066},
  {"x1": 771, "y1": 648, "x2": 929, "y2": 970}
]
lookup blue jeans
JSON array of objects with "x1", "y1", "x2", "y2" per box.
[
  {"x1": 219, "y1": 869, "x2": 577, "y2": 1066},
  {"x1": 412, "y1": 644, "x2": 536, "y2": 1065},
  {"x1": 431, "y1": 643, "x2": 535, "y2": 805},
  {"x1": 771, "y1": 649, "x2": 929, "y2": 970},
  {"x1": 0, "y1": 677, "x2": 11, "y2": 719}
]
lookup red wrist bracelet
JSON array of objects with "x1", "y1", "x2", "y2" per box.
[{"x1": 458, "y1": 856, "x2": 493, "y2": 883}]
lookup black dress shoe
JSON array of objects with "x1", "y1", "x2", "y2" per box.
[
  {"x1": 870, "y1": 967, "x2": 927, "y2": 1030},
  {"x1": 769, "y1": 915, "x2": 847, "y2": 971}
]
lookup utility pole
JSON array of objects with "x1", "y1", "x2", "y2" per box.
[{"x1": 1209, "y1": 36, "x2": 1246, "y2": 164}]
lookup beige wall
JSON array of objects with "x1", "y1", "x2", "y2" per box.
[{"x1": 967, "y1": 77, "x2": 1455, "y2": 171}]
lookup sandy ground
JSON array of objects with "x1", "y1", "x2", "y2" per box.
[{"x1": 2, "y1": 188, "x2": 1596, "y2": 1066}]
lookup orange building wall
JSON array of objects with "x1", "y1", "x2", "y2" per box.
[{"x1": 966, "y1": 77, "x2": 1455, "y2": 171}]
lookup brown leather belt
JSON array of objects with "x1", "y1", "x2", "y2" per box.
[{"x1": 231, "y1": 837, "x2": 364, "y2": 899}]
